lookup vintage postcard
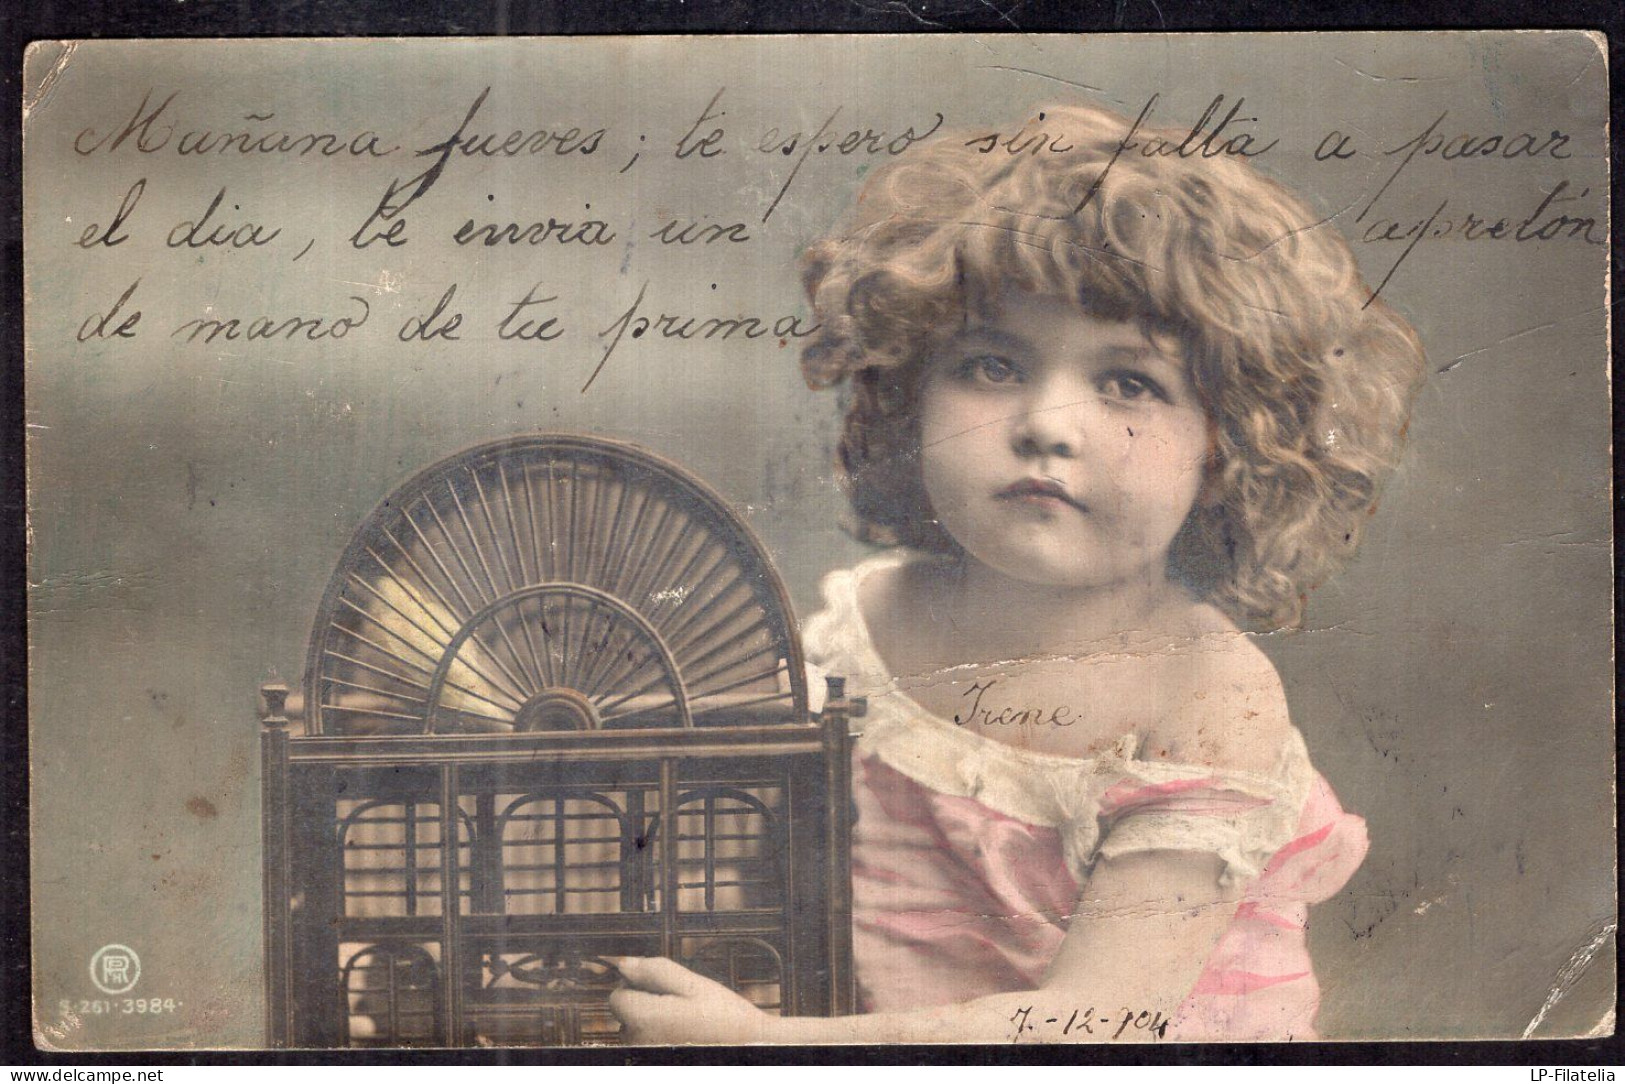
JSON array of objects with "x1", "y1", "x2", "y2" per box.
[{"x1": 22, "y1": 34, "x2": 1613, "y2": 1049}]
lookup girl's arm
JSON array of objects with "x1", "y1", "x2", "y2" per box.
[
  {"x1": 611, "y1": 639, "x2": 1293, "y2": 1044},
  {"x1": 609, "y1": 846, "x2": 1241, "y2": 1044}
]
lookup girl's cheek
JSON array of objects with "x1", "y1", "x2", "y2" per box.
[{"x1": 925, "y1": 396, "x2": 1001, "y2": 443}]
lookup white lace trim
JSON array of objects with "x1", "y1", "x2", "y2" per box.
[{"x1": 805, "y1": 552, "x2": 1314, "y2": 887}]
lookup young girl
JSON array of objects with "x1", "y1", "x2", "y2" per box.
[{"x1": 610, "y1": 101, "x2": 1426, "y2": 1043}]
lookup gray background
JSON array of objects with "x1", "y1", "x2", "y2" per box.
[{"x1": 24, "y1": 34, "x2": 1612, "y2": 1047}]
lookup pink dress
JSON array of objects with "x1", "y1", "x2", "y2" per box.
[{"x1": 803, "y1": 554, "x2": 1369, "y2": 1041}]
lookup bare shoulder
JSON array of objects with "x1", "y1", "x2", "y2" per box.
[
  {"x1": 1142, "y1": 603, "x2": 1295, "y2": 775},
  {"x1": 854, "y1": 553, "x2": 942, "y2": 670},
  {"x1": 854, "y1": 554, "x2": 913, "y2": 641}
]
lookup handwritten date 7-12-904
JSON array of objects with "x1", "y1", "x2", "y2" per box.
[{"x1": 1009, "y1": 1005, "x2": 1172, "y2": 1043}]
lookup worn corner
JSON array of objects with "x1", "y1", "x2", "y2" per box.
[
  {"x1": 22, "y1": 41, "x2": 79, "y2": 127},
  {"x1": 1575, "y1": 30, "x2": 1610, "y2": 69}
]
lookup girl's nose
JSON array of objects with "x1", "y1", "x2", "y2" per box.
[{"x1": 1010, "y1": 382, "x2": 1084, "y2": 460}]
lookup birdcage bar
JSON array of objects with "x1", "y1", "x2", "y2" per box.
[
  {"x1": 282, "y1": 726, "x2": 826, "y2": 766},
  {"x1": 821, "y1": 699, "x2": 856, "y2": 1016},
  {"x1": 658, "y1": 757, "x2": 679, "y2": 959},
  {"x1": 261, "y1": 704, "x2": 294, "y2": 1047},
  {"x1": 439, "y1": 764, "x2": 465, "y2": 1041}
]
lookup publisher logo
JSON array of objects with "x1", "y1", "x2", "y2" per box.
[{"x1": 89, "y1": 944, "x2": 141, "y2": 995}]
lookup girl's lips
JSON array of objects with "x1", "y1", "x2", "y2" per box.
[{"x1": 995, "y1": 478, "x2": 1086, "y2": 512}]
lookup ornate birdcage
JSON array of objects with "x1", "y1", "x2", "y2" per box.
[{"x1": 261, "y1": 434, "x2": 859, "y2": 1047}]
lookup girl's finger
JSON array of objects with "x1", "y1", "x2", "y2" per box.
[
  {"x1": 613, "y1": 955, "x2": 715, "y2": 996},
  {"x1": 606, "y1": 988, "x2": 670, "y2": 1043},
  {"x1": 607, "y1": 986, "x2": 660, "y2": 1018}
]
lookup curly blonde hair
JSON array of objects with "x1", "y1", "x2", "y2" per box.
[{"x1": 800, "y1": 102, "x2": 1426, "y2": 630}]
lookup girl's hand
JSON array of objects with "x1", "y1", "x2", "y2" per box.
[{"x1": 607, "y1": 956, "x2": 777, "y2": 1045}]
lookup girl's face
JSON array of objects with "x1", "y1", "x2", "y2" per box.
[{"x1": 919, "y1": 292, "x2": 1212, "y2": 591}]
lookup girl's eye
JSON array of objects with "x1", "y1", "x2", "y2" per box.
[
  {"x1": 957, "y1": 355, "x2": 1023, "y2": 385},
  {"x1": 1098, "y1": 370, "x2": 1169, "y2": 402}
]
